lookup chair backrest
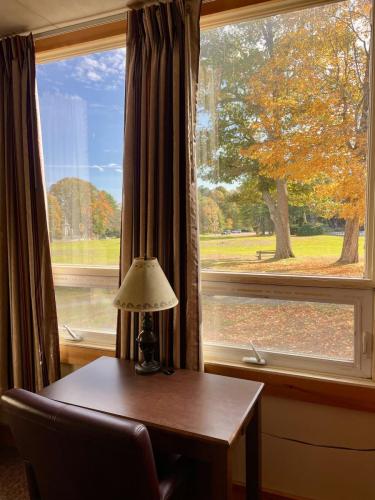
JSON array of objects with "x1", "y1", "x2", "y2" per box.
[{"x1": 1, "y1": 388, "x2": 161, "y2": 500}]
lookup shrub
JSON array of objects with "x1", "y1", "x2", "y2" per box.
[{"x1": 293, "y1": 223, "x2": 325, "y2": 236}]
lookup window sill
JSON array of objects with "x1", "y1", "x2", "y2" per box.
[
  {"x1": 202, "y1": 270, "x2": 375, "y2": 289},
  {"x1": 60, "y1": 342, "x2": 115, "y2": 366},
  {"x1": 205, "y1": 360, "x2": 375, "y2": 413}
]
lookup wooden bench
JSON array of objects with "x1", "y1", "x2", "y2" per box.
[{"x1": 256, "y1": 250, "x2": 276, "y2": 260}]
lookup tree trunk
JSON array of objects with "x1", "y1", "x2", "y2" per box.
[
  {"x1": 262, "y1": 179, "x2": 295, "y2": 259},
  {"x1": 337, "y1": 217, "x2": 359, "y2": 264}
]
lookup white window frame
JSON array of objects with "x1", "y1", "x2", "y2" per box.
[
  {"x1": 202, "y1": 274, "x2": 373, "y2": 378},
  {"x1": 53, "y1": 266, "x2": 118, "y2": 348},
  {"x1": 51, "y1": 263, "x2": 375, "y2": 379},
  {"x1": 40, "y1": 0, "x2": 375, "y2": 381}
]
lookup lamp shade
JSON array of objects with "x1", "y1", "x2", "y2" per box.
[{"x1": 113, "y1": 257, "x2": 178, "y2": 312}]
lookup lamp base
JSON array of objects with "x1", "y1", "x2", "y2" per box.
[
  {"x1": 135, "y1": 312, "x2": 160, "y2": 375},
  {"x1": 135, "y1": 360, "x2": 160, "y2": 374}
]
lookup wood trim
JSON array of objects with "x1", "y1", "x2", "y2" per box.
[
  {"x1": 205, "y1": 362, "x2": 375, "y2": 412},
  {"x1": 201, "y1": 0, "x2": 269, "y2": 16},
  {"x1": 33, "y1": 0, "x2": 288, "y2": 56},
  {"x1": 35, "y1": 20, "x2": 127, "y2": 56},
  {"x1": 60, "y1": 344, "x2": 115, "y2": 366},
  {"x1": 33, "y1": 0, "x2": 354, "y2": 60}
]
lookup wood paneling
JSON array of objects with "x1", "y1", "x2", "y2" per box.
[
  {"x1": 205, "y1": 362, "x2": 375, "y2": 412},
  {"x1": 35, "y1": 20, "x2": 126, "y2": 55},
  {"x1": 59, "y1": 343, "x2": 115, "y2": 366},
  {"x1": 202, "y1": 0, "x2": 273, "y2": 16}
]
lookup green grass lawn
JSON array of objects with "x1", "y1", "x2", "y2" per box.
[
  {"x1": 51, "y1": 238, "x2": 121, "y2": 265},
  {"x1": 200, "y1": 233, "x2": 365, "y2": 257},
  {"x1": 51, "y1": 233, "x2": 365, "y2": 277},
  {"x1": 199, "y1": 233, "x2": 365, "y2": 276}
]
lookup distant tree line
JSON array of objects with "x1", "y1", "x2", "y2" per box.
[
  {"x1": 198, "y1": 185, "x2": 345, "y2": 236},
  {"x1": 48, "y1": 177, "x2": 121, "y2": 241}
]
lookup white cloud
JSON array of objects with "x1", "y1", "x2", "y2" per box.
[
  {"x1": 86, "y1": 70, "x2": 102, "y2": 82},
  {"x1": 72, "y1": 49, "x2": 125, "y2": 88},
  {"x1": 89, "y1": 163, "x2": 122, "y2": 172}
]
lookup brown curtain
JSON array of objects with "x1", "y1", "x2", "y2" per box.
[
  {"x1": 0, "y1": 34, "x2": 60, "y2": 394},
  {"x1": 117, "y1": 0, "x2": 202, "y2": 370}
]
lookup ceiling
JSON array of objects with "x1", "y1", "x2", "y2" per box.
[{"x1": 0, "y1": 0, "x2": 130, "y2": 38}]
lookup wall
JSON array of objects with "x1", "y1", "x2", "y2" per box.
[{"x1": 233, "y1": 396, "x2": 375, "y2": 500}]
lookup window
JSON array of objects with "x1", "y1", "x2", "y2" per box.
[
  {"x1": 37, "y1": 47, "x2": 125, "y2": 348},
  {"x1": 198, "y1": 0, "x2": 374, "y2": 377},
  {"x1": 36, "y1": 1, "x2": 374, "y2": 379},
  {"x1": 202, "y1": 279, "x2": 373, "y2": 377}
]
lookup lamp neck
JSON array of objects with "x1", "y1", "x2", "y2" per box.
[{"x1": 142, "y1": 311, "x2": 153, "y2": 332}]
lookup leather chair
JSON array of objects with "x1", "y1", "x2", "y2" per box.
[{"x1": 1, "y1": 388, "x2": 193, "y2": 500}]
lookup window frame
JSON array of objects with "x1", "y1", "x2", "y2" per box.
[
  {"x1": 53, "y1": 265, "x2": 119, "y2": 349},
  {"x1": 202, "y1": 277, "x2": 373, "y2": 378},
  {"x1": 198, "y1": 0, "x2": 375, "y2": 379},
  {"x1": 38, "y1": 0, "x2": 375, "y2": 383},
  {"x1": 52, "y1": 264, "x2": 374, "y2": 379},
  {"x1": 37, "y1": 38, "x2": 126, "y2": 351}
]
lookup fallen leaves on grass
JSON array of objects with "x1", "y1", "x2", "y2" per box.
[
  {"x1": 201, "y1": 256, "x2": 364, "y2": 277},
  {"x1": 203, "y1": 297, "x2": 354, "y2": 360}
]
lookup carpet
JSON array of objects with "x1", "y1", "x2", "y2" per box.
[{"x1": 0, "y1": 447, "x2": 29, "y2": 500}]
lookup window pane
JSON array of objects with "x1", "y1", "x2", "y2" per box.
[
  {"x1": 37, "y1": 49, "x2": 125, "y2": 266},
  {"x1": 203, "y1": 295, "x2": 355, "y2": 361},
  {"x1": 198, "y1": 0, "x2": 370, "y2": 277},
  {"x1": 55, "y1": 287, "x2": 117, "y2": 333}
]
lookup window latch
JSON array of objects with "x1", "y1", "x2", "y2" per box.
[
  {"x1": 362, "y1": 331, "x2": 373, "y2": 356},
  {"x1": 63, "y1": 324, "x2": 83, "y2": 342},
  {"x1": 242, "y1": 341, "x2": 266, "y2": 366}
]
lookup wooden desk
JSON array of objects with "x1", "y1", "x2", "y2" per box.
[{"x1": 40, "y1": 356, "x2": 263, "y2": 499}]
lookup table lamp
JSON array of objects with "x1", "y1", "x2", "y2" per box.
[{"x1": 113, "y1": 257, "x2": 178, "y2": 374}]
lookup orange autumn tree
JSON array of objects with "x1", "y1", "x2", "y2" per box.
[
  {"x1": 244, "y1": 0, "x2": 370, "y2": 263},
  {"x1": 47, "y1": 193, "x2": 62, "y2": 241},
  {"x1": 91, "y1": 190, "x2": 117, "y2": 238},
  {"x1": 49, "y1": 178, "x2": 120, "y2": 240}
]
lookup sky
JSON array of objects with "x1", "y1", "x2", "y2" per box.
[
  {"x1": 37, "y1": 48, "x2": 126, "y2": 203},
  {"x1": 36, "y1": 46, "x2": 236, "y2": 202}
]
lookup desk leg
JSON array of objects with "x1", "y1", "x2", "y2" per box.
[
  {"x1": 246, "y1": 400, "x2": 261, "y2": 500},
  {"x1": 210, "y1": 446, "x2": 232, "y2": 500}
]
